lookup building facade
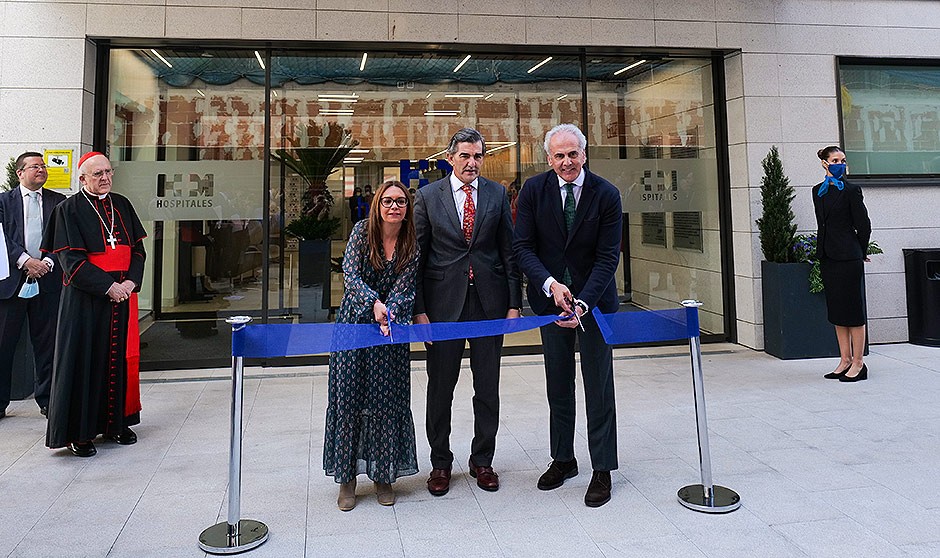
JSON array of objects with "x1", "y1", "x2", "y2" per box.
[{"x1": 2, "y1": 0, "x2": 938, "y2": 368}]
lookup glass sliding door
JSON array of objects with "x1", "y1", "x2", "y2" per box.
[
  {"x1": 107, "y1": 48, "x2": 267, "y2": 366},
  {"x1": 268, "y1": 51, "x2": 583, "y2": 333},
  {"x1": 584, "y1": 57, "x2": 725, "y2": 334}
]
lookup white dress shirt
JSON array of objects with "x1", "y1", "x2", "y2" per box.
[
  {"x1": 449, "y1": 173, "x2": 479, "y2": 223},
  {"x1": 542, "y1": 169, "x2": 586, "y2": 296},
  {"x1": 15, "y1": 185, "x2": 54, "y2": 271}
]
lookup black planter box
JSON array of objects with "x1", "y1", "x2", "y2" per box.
[
  {"x1": 762, "y1": 261, "x2": 840, "y2": 359},
  {"x1": 298, "y1": 239, "x2": 332, "y2": 311}
]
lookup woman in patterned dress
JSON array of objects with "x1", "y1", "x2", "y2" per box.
[{"x1": 324, "y1": 180, "x2": 419, "y2": 511}]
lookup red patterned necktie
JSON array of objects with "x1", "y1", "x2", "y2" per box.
[{"x1": 462, "y1": 183, "x2": 475, "y2": 280}]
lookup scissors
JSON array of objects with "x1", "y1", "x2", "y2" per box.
[{"x1": 563, "y1": 293, "x2": 586, "y2": 332}]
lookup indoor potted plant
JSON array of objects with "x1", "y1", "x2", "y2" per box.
[
  {"x1": 273, "y1": 121, "x2": 358, "y2": 309},
  {"x1": 757, "y1": 146, "x2": 839, "y2": 359}
]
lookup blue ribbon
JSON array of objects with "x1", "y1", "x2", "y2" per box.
[
  {"x1": 232, "y1": 308, "x2": 703, "y2": 358},
  {"x1": 817, "y1": 175, "x2": 844, "y2": 197},
  {"x1": 233, "y1": 314, "x2": 563, "y2": 358},
  {"x1": 591, "y1": 307, "x2": 698, "y2": 344}
]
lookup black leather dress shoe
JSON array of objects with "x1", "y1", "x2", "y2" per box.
[
  {"x1": 584, "y1": 471, "x2": 611, "y2": 507},
  {"x1": 106, "y1": 427, "x2": 137, "y2": 445},
  {"x1": 537, "y1": 459, "x2": 578, "y2": 490},
  {"x1": 39, "y1": 406, "x2": 48, "y2": 417},
  {"x1": 69, "y1": 441, "x2": 97, "y2": 457}
]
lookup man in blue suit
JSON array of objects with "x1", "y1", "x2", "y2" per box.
[
  {"x1": 0, "y1": 152, "x2": 66, "y2": 419},
  {"x1": 513, "y1": 124, "x2": 623, "y2": 507}
]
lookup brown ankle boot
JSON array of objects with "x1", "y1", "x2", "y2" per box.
[
  {"x1": 337, "y1": 478, "x2": 357, "y2": 511},
  {"x1": 375, "y1": 482, "x2": 395, "y2": 506}
]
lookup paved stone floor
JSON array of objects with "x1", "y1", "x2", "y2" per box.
[{"x1": 1, "y1": 342, "x2": 939, "y2": 557}]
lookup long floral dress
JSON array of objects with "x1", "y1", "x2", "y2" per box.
[{"x1": 323, "y1": 220, "x2": 419, "y2": 484}]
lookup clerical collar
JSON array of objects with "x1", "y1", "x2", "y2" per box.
[{"x1": 81, "y1": 187, "x2": 109, "y2": 200}]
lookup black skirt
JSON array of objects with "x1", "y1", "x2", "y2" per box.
[{"x1": 820, "y1": 258, "x2": 866, "y2": 327}]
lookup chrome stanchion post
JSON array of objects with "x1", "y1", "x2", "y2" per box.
[
  {"x1": 199, "y1": 316, "x2": 269, "y2": 554},
  {"x1": 676, "y1": 300, "x2": 741, "y2": 514}
]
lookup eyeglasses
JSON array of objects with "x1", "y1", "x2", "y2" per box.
[
  {"x1": 380, "y1": 197, "x2": 408, "y2": 208},
  {"x1": 18, "y1": 164, "x2": 47, "y2": 172},
  {"x1": 83, "y1": 169, "x2": 114, "y2": 179}
]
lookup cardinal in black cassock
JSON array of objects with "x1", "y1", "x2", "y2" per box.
[{"x1": 42, "y1": 152, "x2": 147, "y2": 457}]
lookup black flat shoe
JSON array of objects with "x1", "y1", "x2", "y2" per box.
[
  {"x1": 69, "y1": 441, "x2": 96, "y2": 457},
  {"x1": 839, "y1": 364, "x2": 868, "y2": 382},
  {"x1": 824, "y1": 365, "x2": 851, "y2": 379},
  {"x1": 105, "y1": 427, "x2": 137, "y2": 445}
]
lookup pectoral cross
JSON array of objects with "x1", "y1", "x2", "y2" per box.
[{"x1": 107, "y1": 233, "x2": 118, "y2": 250}]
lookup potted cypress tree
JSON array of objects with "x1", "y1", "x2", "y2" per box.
[{"x1": 757, "y1": 146, "x2": 839, "y2": 359}]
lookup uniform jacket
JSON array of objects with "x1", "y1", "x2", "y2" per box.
[{"x1": 812, "y1": 180, "x2": 871, "y2": 261}]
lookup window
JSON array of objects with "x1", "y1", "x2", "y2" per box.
[{"x1": 840, "y1": 60, "x2": 940, "y2": 176}]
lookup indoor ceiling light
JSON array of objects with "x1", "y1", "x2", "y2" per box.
[
  {"x1": 343, "y1": 157, "x2": 364, "y2": 164},
  {"x1": 424, "y1": 110, "x2": 461, "y2": 116},
  {"x1": 348, "y1": 149, "x2": 370, "y2": 154},
  {"x1": 359, "y1": 52, "x2": 368, "y2": 71},
  {"x1": 556, "y1": 94, "x2": 568, "y2": 100},
  {"x1": 254, "y1": 50, "x2": 266, "y2": 70},
  {"x1": 319, "y1": 109, "x2": 355, "y2": 115},
  {"x1": 444, "y1": 93, "x2": 486, "y2": 98},
  {"x1": 486, "y1": 142, "x2": 517, "y2": 154},
  {"x1": 318, "y1": 94, "x2": 360, "y2": 102},
  {"x1": 426, "y1": 92, "x2": 433, "y2": 99},
  {"x1": 527, "y1": 56, "x2": 552, "y2": 73},
  {"x1": 150, "y1": 49, "x2": 172, "y2": 68},
  {"x1": 196, "y1": 89, "x2": 205, "y2": 97},
  {"x1": 453, "y1": 54, "x2": 471, "y2": 73},
  {"x1": 613, "y1": 59, "x2": 647, "y2": 76},
  {"x1": 483, "y1": 94, "x2": 494, "y2": 100}
]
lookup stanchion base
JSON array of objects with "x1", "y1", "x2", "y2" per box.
[
  {"x1": 199, "y1": 520, "x2": 269, "y2": 555},
  {"x1": 677, "y1": 484, "x2": 741, "y2": 514}
]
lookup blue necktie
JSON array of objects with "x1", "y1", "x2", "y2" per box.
[
  {"x1": 25, "y1": 191, "x2": 42, "y2": 258},
  {"x1": 563, "y1": 183, "x2": 575, "y2": 284}
]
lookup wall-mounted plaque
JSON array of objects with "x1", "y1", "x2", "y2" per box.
[
  {"x1": 673, "y1": 211, "x2": 703, "y2": 252},
  {"x1": 641, "y1": 212, "x2": 667, "y2": 247}
]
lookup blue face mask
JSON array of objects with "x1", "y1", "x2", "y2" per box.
[
  {"x1": 18, "y1": 278, "x2": 39, "y2": 299},
  {"x1": 827, "y1": 163, "x2": 846, "y2": 179}
]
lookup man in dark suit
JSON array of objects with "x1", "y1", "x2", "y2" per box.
[
  {"x1": 0, "y1": 152, "x2": 66, "y2": 420},
  {"x1": 414, "y1": 128, "x2": 522, "y2": 496},
  {"x1": 513, "y1": 124, "x2": 623, "y2": 507}
]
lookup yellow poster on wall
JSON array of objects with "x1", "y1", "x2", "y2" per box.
[{"x1": 43, "y1": 149, "x2": 73, "y2": 189}]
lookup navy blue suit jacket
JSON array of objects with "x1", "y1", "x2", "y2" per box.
[
  {"x1": 0, "y1": 187, "x2": 66, "y2": 300},
  {"x1": 513, "y1": 169, "x2": 623, "y2": 316}
]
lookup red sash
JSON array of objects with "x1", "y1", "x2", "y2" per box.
[{"x1": 88, "y1": 246, "x2": 141, "y2": 417}]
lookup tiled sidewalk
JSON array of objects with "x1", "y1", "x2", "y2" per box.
[{"x1": 1, "y1": 343, "x2": 939, "y2": 557}]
